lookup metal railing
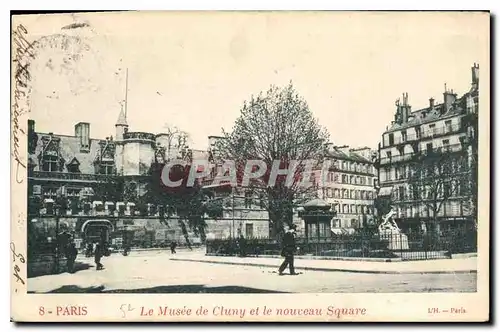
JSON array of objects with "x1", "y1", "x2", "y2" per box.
[
  {"x1": 386, "y1": 124, "x2": 463, "y2": 146},
  {"x1": 205, "y1": 229, "x2": 476, "y2": 261},
  {"x1": 29, "y1": 171, "x2": 117, "y2": 182},
  {"x1": 379, "y1": 144, "x2": 464, "y2": 165}
]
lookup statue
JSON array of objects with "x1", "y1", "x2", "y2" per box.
[
  {"x1": 378, "y1": 206, "x2": 409, "y2": 250},
  {"x1": 378, "y1": 207, "x2": 401, "y2": 233}
]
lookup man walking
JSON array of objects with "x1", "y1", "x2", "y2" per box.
[
  {"x1": 65, "y1": 241, "x2": 78, "y2": 273},
  {"x1": 278, "y1": 224, "x2": 298, "y2": 275},
  {"x1": 94, "y1": 242, "x2": 104, "y2": 271},
  {"x1": 170, "y1": 241, "x2": 177, "y2": 254}
]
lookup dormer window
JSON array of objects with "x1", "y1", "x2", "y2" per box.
[
  {"x1": 42, "y1": 155, "x2": 59, "y2": 172},
  {"x1": 98, "y1": 160, "x2": 115, "y2": 175},
  {"x1": 67, "y1": 158, "x2": 81, "y2": 173}
]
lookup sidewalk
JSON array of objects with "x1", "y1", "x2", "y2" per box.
[{"x1": 170, "y1": 253, "x2": 477, "y2": 274}]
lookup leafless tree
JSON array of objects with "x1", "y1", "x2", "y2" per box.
[
  {"x1": 216, "y1": 82, "x2": 330, "y2": 238},
  {"x1": 407, "y1": 148, "x2": 470, "y2": 233}
]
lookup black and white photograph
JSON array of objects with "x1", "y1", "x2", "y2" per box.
[{"x1": 11, "y1": 11, "x2": 489, "y2": 322}]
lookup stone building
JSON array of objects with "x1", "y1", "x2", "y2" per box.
[
  {"x1": 376, "y1": 64, "x2": 479, "y2": 235},
  {"x1": 314, "y1": 146, "x2": 378, "y2": 235}
]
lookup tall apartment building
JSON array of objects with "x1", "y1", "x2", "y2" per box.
[
  {"x1": 377, "y1": 64, "x2": 479, "y2": 235},
  {"x1": 316, "y1": 146, "x2": 378, "y2": 234}
]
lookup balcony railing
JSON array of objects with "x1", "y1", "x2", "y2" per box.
[
  {"x1": 386, "y1": 124, "x2": 463, "y2": 146},
  {"x1": 379, "y1": 144, "x2": 464, "y2": 165},
  {"x1": 123, "y1": 132, "x2": 156, "y2": 141},
  {"x1": 29, "y1": 171, "x2": 117, "y2": 182}
]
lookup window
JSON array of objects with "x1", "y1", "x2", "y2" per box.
[
  {"x1": 342, "y1": 161, "x2": 347, "y2": 170},
  {"x1": 426, "y1": 143, "x2": 433, "y2": 153},
  {"x1": 415, "y1": 126, "x2": 421, "y2": 139},
  {"x1": 368, "y1": 191, "x2": 373, "y2": 200},
  {"x1": 98, "y1": 161, "x2": 115, "y2": 175},
  {"x1": 350, "y1": 175, "x2": 354, "y2": 184},
  {"x1": 343, "y1": 204, "x2": 349, "y2": 214},
  {"x1": 384, "y1": 167, "x2": 391, "y2": 181},
  {"x1": 388, "y1": 133, "x2": 394, "y2": 145},
  {"x1": 334, "y1": 174, "x2": 339, "y2": 183},
  {"x1": 334, "y1": 189, "x2": 339, "y2": 198},
  {"x1": 429, "y1": 123, "x2": 436, "y2": 135},
  {"x1": 350, "y1": 204, "x2": 356, "y2": 214},
  {"x1": 342, "y1": 174, "x2": 348, "y2": 183},
  {"x1": 245, "y1": 223, "x2": 254, "y2": 238},
  {"x1": 355, "y1": 190, "x2": 360, "y2": 199},
  {"x1": 42, "y1": 155, "x2": 59, "y2": 172},
  {"x1": 356, "y1": 176, "x2": 361, "y2": 184},
  {"x1": 350, "y1": 189, "x2": 355, "y2": 199},
  {"x1": 445, "y1": 120, "x2": 452, "y2": 133},
  {"x1": 401, "y1": 130, "x2": 407, "y2": 142},
  {"x1": 368, "y1": 177, "x2": 372, "y2": 185},
  {"x1": 442, "y1": 139, "x2": 450, "y2": 151},
  {"x1": 244, "y1": 191, "x2": 253, "y2": 208},
  {"x1": 386, "y1": 151, "x2": 392, "y2": 159},
  {"x1": 398, "y1": 186, "x2": 405, "y2": 200}
]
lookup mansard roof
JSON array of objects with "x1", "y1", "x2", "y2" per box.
[{"x1": 29, "y1": 133, "x2": 103, "y2": 174}]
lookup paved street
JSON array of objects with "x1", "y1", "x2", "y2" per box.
[{"x1": 28, "y1": 250, "x2": 477, "y2": 293}]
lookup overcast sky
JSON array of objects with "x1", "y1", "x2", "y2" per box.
[{"x1": 18, "y1": 12, "x2": 488, "y2": 150}]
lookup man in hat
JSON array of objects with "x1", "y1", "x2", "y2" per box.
[{"x1": 278, "y1": 224, "x2": 298, "y2": 275}]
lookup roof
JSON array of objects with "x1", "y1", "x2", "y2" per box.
[
  {"x1": 326, "y1": 149, "x2": 373, "y2": 163},
  {"x1": 384, "y1": 89, "x2": 477, "y2": 133},
  {"x1": 116, "y1": 109, "x2": 128, "y2": 126},
  {"x1": 29, "y1": 133, "x2": 104, "y2": 174}
]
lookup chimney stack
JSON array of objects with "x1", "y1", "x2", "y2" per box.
[
  {"x1": 443, "y1": 84, "x2": 457, "y2": 113},
  {"x1": 429, "y1": 97, "x2": 435, "y2": 109},
  {"x1": 400, "y1": 92, "x2": 411, "y2": 123},
  {"x1": 471, "y1": 63, "x2": 479, "y2": 89}
]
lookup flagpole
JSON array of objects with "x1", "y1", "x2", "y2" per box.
[{"x1": 125, "y1": 68, "x2": 129, "y2": 118}]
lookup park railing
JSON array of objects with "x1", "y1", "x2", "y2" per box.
[{"x1": 206, "y1": 229, "x2": 477, "y2": 261}]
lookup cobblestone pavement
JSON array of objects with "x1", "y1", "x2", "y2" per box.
[{"x1": 28, "y1": 250, "x2": 477, "y2": 294}]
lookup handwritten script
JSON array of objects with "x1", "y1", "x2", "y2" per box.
[
  {"x1": 10, "y1": 242, "x2": 26, "y2": 286},
  {"x1": 12, "y1": 24, "x2": 35, "y2": 183},
  {"x1": 120, "y1": 304, "x2": 135, "y2": 318}
]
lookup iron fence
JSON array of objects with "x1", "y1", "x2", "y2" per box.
[{"x1": 206, "y1": 230, "x2": 477, "y2": 261}]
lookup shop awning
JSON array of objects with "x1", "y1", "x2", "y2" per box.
[{"x1": 378, "y1": 186, "x2": 393, "y2": 197}]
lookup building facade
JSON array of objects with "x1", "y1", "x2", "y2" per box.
[
  {"x1": 377, "y1": 64, "x2": 479, "y2": 235},
  {"x1": 27, "y1": 108, "x2": 270, "y2": 253},
  {"x1": 315, "y1": 146, "x2": 378, "y2": 235}
]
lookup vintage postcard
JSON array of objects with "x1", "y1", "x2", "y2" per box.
[{"x1": 11, "y1": 11, "x2": 490, "y2": 322}]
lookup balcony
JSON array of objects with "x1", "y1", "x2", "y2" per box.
[
  {"x1": 29, "y1": 171, "x2": 117, "y2": 183},
  {"x1": 379, "y1": 144, "x2": 464, "y2": 165},
  {"x1": 123, "y1": 132, "x2": 156, "y2": 142},
  {"x1": 386, "y1": 124, "x2": 463, "y2": 147}
]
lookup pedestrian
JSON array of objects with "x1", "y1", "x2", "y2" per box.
[
  {"x1": 238, "y1": 234, "x2": 246, "y2": 257},
  {"x1": 65, "y1": 242, "x2": 78, "y2": 273},
  {"x1": 94, "y1": 242, "x2": 104, "y2": 271},
  {"x1": 170, "y1": 241, "x2": 177, "y2": 254},
  {"x1": 278, "y1": 224, "x2": 298, "y2": 276}
]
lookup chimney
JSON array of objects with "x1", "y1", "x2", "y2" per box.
[
  {"x1": 400, "y1": 92, "x2": 411, "y2": 123},
  {"x1": 471, "y1": 63, "x2": 479, "y2": 89},
  {"x1": 443, "y1": 83, "x2": 457, "y2": 113},
  {"x1": 429, "y1": 97, "x2": 435, "y2": 109},
  {"x1": 75, "y1": 122, "x2": 90, "y2": 152},
  {"x1": 28, "y1": 119, "x2": 35, "y2": 133}
]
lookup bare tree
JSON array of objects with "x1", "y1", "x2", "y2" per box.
[
  {"x1": 407, "y1": 148, "x2": 470, "y2": 233},
  {"x1": 216, "y1": 82, "x2": 330, "y2": 238}
]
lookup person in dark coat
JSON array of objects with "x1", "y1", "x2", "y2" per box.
[
  {"x1": 278, "y1": 224, "x2": 298, "y2": 275},
  {"x1": 94, "y1": 242, "x2": 104, "y2": 270},
  {"x1": 65, "y1": 242, "x2": 78, "y2": 273},
  {"x1": 237, "y1": 234, "x2": 247, "y2": 257},
  {"x1": 170, "y1": 241, "x2": 177, "y2": 254}
]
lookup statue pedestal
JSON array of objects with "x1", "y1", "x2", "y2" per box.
[{"x1": 379, "y1": 230, "x2": 409, "y2": 250}]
